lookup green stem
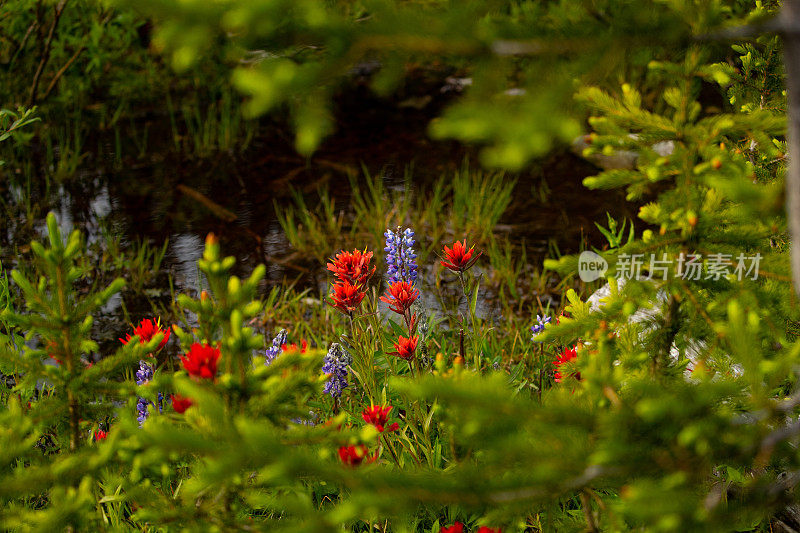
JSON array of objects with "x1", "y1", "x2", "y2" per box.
[
  {"x1": 382, "y1": 433, "x2": 402, "y2": 467},
  {"x1": 538, "y1": 343, "x2": 544, "y2": 403},
  {"x1": 458, "y1": 271, "x2": 481, "y2": 369},
  {"x1": 350, "y1": 311, "x2": 376, "y2": 403},
  {"x1": 580, "y1": 489, "x2": 599, "y2": 532}
]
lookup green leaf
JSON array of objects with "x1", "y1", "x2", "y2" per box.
[{"x1": 470, "y1": 279, "x2": 480, "y2": 317}]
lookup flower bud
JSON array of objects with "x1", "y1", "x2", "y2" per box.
[{"x1": 203, "y1": 233, "x2": 220, "y2": 262}]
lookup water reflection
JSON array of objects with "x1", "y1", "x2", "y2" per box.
[{"x1": 169, "y1": 233, "x2": 205, "y2": 293}]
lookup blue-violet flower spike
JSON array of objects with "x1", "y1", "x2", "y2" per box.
[
  {"x1": 385, "y1": 226, "x2": 418, "y2": 285},
  {"x1": 321, "y1": 343, "x2": 351, "y2": 398},
  {"x1": 265, "y1": 329, "x2": 288, "y2": 365}
]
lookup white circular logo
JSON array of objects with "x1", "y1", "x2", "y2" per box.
[{"x1": 578, "y1": 251, "x2": 608, "y2": 282}]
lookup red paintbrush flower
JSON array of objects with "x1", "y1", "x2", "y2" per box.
[
  {"x1": 362, "y1": 405, "x2": 399, "y2": 433},
  {"x1": 329, "y1": 280, "x2": 366, "y2": 315},
  {"x1": 180, "y1": 343, "x2": 221, "y2": 380},
  {"x1": 170, "y1": 394, "x2": 194, "y2": 414},
  {"x1": 337, "y1": 444, "x2": 376, "y2": 466},
  {"x1": 389, "y1": 335, "x2": 418, "y2": 361},
  {"x1": 327, "y1": 249, "x2": 375, "y2": 286},
  {"x1": 94, "y1": 429, "x2": 108, "y2": 442},
  {"x1": 380, "y1": 281, "x2": 419, "y2": 315},
  {"x1": 281, "y1": 339, "x2": 308, "y2": 354},
  {"x1": 440, "y1": 523, "x2": 464, "y2": 533},
  {"x1": 120, "y1": 318, "x2": 170, "y2": 352},
  {"x1": 440, "y1": 240, "x2": 482, "y2": 273},
  {"x1": 554, "y1": 345, "x2": 579, "y2": 383}
]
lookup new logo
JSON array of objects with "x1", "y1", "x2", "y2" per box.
[{"x1": 578, "y1": 251, "x2": 608, "y2": 282}]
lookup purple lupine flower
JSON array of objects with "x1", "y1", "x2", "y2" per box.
[
  {"x1": 136, "y1": 397, "x2": 150, "y2": 425},
  {"x1": 321, "y1": 343, "x2": 351, "y2": 398},
  {"x1": 384, "y1": 227, "x2": 418, "y2": 285},
  {"x1": 265, "y1": 329, "x2": 288, "y2": 365},
  {"x1": 136, "y1": 360, "x2": 154, "y2": 425},
  {"x1": 530, "y1": 315, "x2": 551, "y2": 341},
  {"x1": 136, "y1": 360, "x2": 154, "y2": 385},
  {"x1": 291, "y1": 411, "x2": 317, "y2": 426}
]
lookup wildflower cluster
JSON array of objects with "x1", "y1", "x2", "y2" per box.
[
  {"x1": 1, "y1": 0, "x2": 795, "y2": 529},
  {"x1": 383, "y1": 227, "x2": 429, "y2": 371},
  {"x1": 120, "y1": 318, "x2": 170, "y2": 426}
]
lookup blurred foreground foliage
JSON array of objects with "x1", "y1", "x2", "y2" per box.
[{"x1": 111, "y1": 0, "x2": 776, "y2": 167}]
